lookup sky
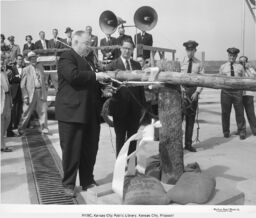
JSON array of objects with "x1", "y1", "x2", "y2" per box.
[{"x1": 1, "y1": 0, "x2": 256, "y2": 61}]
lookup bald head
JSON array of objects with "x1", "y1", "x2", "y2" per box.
[
  {"x1": 72, "y1": 31, "x2": 92, "y2": 56},
  {"x1": 85, "y1": 26, "x2": 92, "y2": 35}
]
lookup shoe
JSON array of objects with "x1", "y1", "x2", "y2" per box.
[
  {"x1": 1, "y1": 147, "x2": 13, "y2": 152},
  {"x1": 184, "y1": 146, "x2": 197, "y2": 152},
  {"x1": 63, "y1": 188, "x2": 76, "y2": 198},
  {"x1": 224, "y1": 133, "x2": 230, "y2": 138},
  {"x1": 82, "y1": 181, "x2": 99, "y2": 191},
  {"x1": 42, "y1": 128, "x2": 49, "y2": 134},
  {"x1": 239, "y1": 134, "x2": 246, "y2": 140},
  {"x1": 7, "y1": 131, "x2": 17, "y2": 137}
]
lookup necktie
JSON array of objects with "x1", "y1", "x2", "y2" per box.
[
  {"x1": 125, "y1": 59, "x2": 131, "y2": 70},
  {"x1": 230, "y1": 63, "x2": 235, "y2": 76},
  {"x1": 187, "y1": 58, "x2": 193, "y2": 74}
]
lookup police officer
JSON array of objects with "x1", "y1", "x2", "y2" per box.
[
  {"x1": 219, "y1": 47, "x2": 246, "y2": 139},
  {"x1": 181, "y1": 40, "x2": 204, "y2": 152}
]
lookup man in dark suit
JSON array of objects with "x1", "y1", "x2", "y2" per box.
[
  {"x1": 134, "y1": 30, "x2": 153, "y2": 60},
  {"x1": 35, "y1": 31, "x2": 49, "y2": 49},
  {"x1": 7, "y1": 54, "x2": 24, "y2": 136},
  {"x1": 85, "y1": 26, "x2": 98, "y2": 63},
  {"x1": 105, "y1": 39, "x2": 146, "y2": 156},
  {"x1": 48, "y1": 29, "x2": 63, "y2": 49},
  {"x1": 100, "y1": 34, "x2": 118, "y2": 63},
  {"x1": 56, "y1": 30, "x2": 110, "y2": 197}
]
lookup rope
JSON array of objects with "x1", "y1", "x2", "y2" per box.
[
  {"x1": 193, "y1": 103, "x2": 200, "y2": 143},
  {"x1": 108, "y1": 125, "x2": 116, "y2": 154}
]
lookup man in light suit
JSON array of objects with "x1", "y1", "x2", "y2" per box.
[
  {"x1": 1, "y1": 55, "x2": 12, "y2": 152},
  {"x1": 18, "y1": 51, "x2": 48, "y2": 135}
]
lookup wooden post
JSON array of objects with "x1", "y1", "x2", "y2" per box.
[{"x1": 158, "y1": 85, "x2": 184, "y2": 184}]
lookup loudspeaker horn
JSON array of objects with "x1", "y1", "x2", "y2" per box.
[{"x1": 134, "y1": 6, "x2": 158, "y2": 31}]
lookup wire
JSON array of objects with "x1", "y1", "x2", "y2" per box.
[{"x1": 108, "y1": 125, "x2": 116, "y2": 154}]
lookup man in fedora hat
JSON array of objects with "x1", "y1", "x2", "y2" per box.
[
  {"x1": 180, "y1": 40, "x2": 204, "y2": 152},
  {"x1": 62, "y1": 27, "x2": 73, "y2": 47},
  {"x1": 18, "y1": 51, "x2": 48, "y2": 135},
  {"x1": 7, "y1": 35, "x2": 21, "y2": 63},
  {"x1": 219, "y1": 47, "x2": 246, "y2": 139}
]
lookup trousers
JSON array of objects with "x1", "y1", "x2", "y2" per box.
[
  {"x1": 243, "y1": 95, "x2": 256, "y2": 135},
  {"x1": 18, "y1": 89, "x2": 48, "y2": 131},
  {"x1": 221, "y1": 90, "x2": 246, "y2": 135},
  {"x1": 58, "y1": 119, "x2": 100, "y2": 189},
  {"x1": 182, "y1": 87, "x2": 198, "y2": 147},
  {"x1": 1, "y1": 94, "x2": 11, "y2": 148}
]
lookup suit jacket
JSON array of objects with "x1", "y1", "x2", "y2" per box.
[
  {"x1": 105, "y1": 57, "x2": 145, "y2": 118},
  {"x1": 8, "y1": 44, "x2": 21, "y2": 63},
  {"x1": 100, "y1": 37, "x2": 118, "y2": 60},
  {"x1": 90, "y1": 35, "x2": 98, "y2": 47},
  {"x1": 23, "y1": 43, "x2": 35, "y2": 54},
  {"x1": 62, "y1": 38, "x2": 72, "y2": 48},
  {"x1": 48, "y1": 37, "x2": 63, "y2": 49},
  {"x1": 34, "y1": 39, "x2": 49, "y2": 49},
  {"x1": 55, "y1": 49, "x2": 101, "y2": 124},
  {"x1": 20, "y1": 64, "x2": 47, "y2": 102},
  {"x1": 116, "y1": 34, "x2": 133, "y2": 45},
  {"x1": 1, "y1": 70, "x2": 12, "y2": 114},
  {"x1": 134, "y1": 32, "x2": 153, "y2": 59},
  {"x1": 7, "y1": 64, "x2": 23, "y2": 100}
]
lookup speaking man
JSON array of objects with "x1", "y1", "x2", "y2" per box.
[
  {"x1": 56, "y1": 31, "x2": 110, "y2": 197},
  {"x1": 105, "y1": 39, "x2": 146, "y2": 156}
]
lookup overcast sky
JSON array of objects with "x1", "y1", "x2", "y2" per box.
[{"x1": 1, "y1": 0, "x2": 255, "y2": 60}]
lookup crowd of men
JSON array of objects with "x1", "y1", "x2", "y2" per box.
[{"x1": 1, "y1": 25, "x2": 256, "y2": 197}]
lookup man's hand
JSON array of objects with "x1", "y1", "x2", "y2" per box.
[
  {"x1": 96, "y1": 72, "x2": 110, "y2": 82},
  {"x1": 191, "y1": 91, "x2": 199, "y2": 102},
  {"x1": 24, "y1": 98, "x2": 29, "y2": 105}
]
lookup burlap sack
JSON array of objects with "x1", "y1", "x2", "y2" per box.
[
  {"x1": 145, "y1": 154, "x2": 161, "y2": 180},
  {"x1": 167, "y1": 172, "x2": 216, "y2": 204},
  {"x1": 123, "y1": 174, "x2": 168, "y2": 205}
]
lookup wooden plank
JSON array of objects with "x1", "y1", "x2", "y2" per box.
[{"x1": 106, "y1": 70, "x2": 256, "y2": 91}]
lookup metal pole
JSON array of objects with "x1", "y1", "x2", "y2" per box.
[
  {"x1": 242, "y1": 0, "x2": 246, "y2": 55},
  {"x1": 134, "y1": 27, "x2": 138, "y2": 59}
]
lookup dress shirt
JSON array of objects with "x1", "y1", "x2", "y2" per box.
[
  {"x1": 120, "y1": 56, "x2": 132, "y2": 70},
  {"x1": 41, "y1": 40, "x2": 47, "y2": 49},
  {"x1": 180, "y1": 56, "x2": 204, "y2": 93},
  {"x1": 31, "y1": 65, "x2": 42, "y2": 88},
  {"x1": 219, "y1": 62, "x2": 244, "y2": 77}
]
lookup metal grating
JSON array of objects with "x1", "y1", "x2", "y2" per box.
[{"x1": 22, "y1": 130, "x2": 77, "y2": 204}]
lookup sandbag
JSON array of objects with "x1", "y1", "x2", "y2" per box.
[
  {"x1": 145, "y1": 154, "x2": 161, "y2": 180},
  {"x1": 167, "y1": 172, "x2": 216, "y2": 204},
  {"x1": 123, "y1": 174, "x2": 168, "y2": 205}
]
